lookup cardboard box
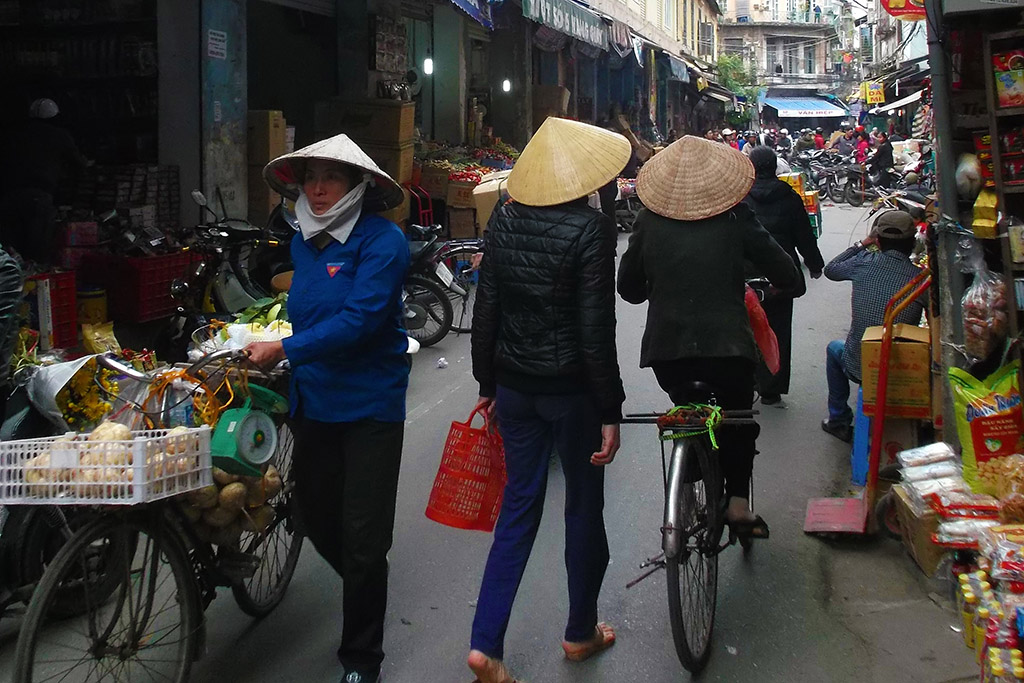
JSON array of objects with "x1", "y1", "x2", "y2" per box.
[
  {"x1": 358, "y1": 140, "x2": 414, "y2": 185},
  {"x1": 533, "y1": 85, "x2": 570, "y2": 115},
  {"x1": 861, "y1": 323, "x2": 932, "y2": 419},
  {"x1": 314, "y1": 99, "x2": 415, "y2": 145},
  {"x1": 248, "y1": 166, "x2": 280, "y2": 227},
  {"x1": 779, "y1": 172, "x2": 805, "y2": 195},
  {"x1": 893, "y1": 483, "x2": 946, "y2": 576},
  {"x1": 419, "y1": 166, "x2": 450, "y2": 198},
  {"x1": 473, "y1": 171, "x2": 511, "y2": 230},
  {"x1": 248, "y1": 110, "x2": 287, "y2": 165},
  {"x1": 447, "y1": 180, "x2": 478, "y2": 209},
  {"x1": 448, "y1": 208, "x2": 477, "y2": 239}
]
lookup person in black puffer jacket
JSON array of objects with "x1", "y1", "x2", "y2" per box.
[
  {"x1": 744, "y1": 146, "x2": 825, "y2": 405},
  {"x1": 468, "y1": 118, "x2": 628, "y2": 683}
]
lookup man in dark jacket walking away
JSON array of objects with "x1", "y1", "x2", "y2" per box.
[
  {"x1": 468, "y1": 117, "x2": 629, "y2": 683},
  {"x1": 618, "y1": 136, "x2": 798, "y2": 542},
  {"x1": 743, "y1": 146, "x2": 825, "y2": 405}
]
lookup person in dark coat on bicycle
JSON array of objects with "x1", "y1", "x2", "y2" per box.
[
  {"x1": 617, "y1": 136, "x2": 798, "y2": 542},
  {"x1": 468, "y1": 117, "x2": 629, "y2": 683},
  {"x1": 743, "y1": 146, "x2": 825, "y2": 406}
]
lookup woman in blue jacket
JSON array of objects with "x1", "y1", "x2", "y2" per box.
[{"x1": 246, "y1": 134, "x2": 409, "y2": 683}]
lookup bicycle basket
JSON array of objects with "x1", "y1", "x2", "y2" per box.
[
  {"x1": 425, "y1": 408, "x2": 506, "y2": 532},
  {"x1": 0, "y1": 426, "x2": 213, "y2": 505}
]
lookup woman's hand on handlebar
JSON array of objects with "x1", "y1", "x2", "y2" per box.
[{"x1": 245, "y1": 341, "x2": 285, "y2": 368}]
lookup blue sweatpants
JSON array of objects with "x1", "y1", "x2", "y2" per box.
[{"x1": 470, "y1": 386, "x2": 610, "y2": 659}]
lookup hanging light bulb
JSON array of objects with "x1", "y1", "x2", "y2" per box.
[
  {"x1": 424, "y1": 56, "x2": 434, "y2": 75},
  {"x1": 501, "y1": 78, "x2": 512, "y2": 93}
]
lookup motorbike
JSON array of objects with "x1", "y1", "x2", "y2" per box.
[
  {"x1": 159, "y1": 190, "x2": 285, "y2": 362},
  {"x1": 404, "y1": 223, "x2": 468, "y2": 347},
  {"x1": 844, "y1": 160, "x2": 894, "y2": 208},
  {"x1": 614, "y1": 179, "x2": 643, "y2": 232}
]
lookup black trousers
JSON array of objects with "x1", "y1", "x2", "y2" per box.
[
  {"x1": 292, "y1": 417, "x2": 404, "y2": 675},
  {"x1": 756, "y1": 296, "x2": 794, "y2": 397},
  {"x1": 651, "y1": 358, "x2": 760, "y2": 501}
]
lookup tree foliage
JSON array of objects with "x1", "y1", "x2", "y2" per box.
[{"x1": 715, "y1": 54, "x2": 759, "y2": 124}]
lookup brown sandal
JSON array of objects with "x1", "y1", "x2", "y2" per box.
[{"x1": 562, "y1": 622, "x2": 616, "y2": 662}]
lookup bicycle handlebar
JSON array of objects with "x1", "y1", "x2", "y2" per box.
[{"x1": 95, "y1": 354, "x2": 152, "y2": 383}]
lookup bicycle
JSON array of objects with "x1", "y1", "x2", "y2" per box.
[
  {"x1": 622, "y1": 387, "x2": 759, "y2": 674},
  {"x1": 9, "y1": 349, "x2": 303, "y2": 682}
]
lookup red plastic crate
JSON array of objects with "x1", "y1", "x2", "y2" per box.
[
  {"x1": 81, "y1": 252, "x2": 192, "y2": 323},
  {"x1": 27, "y1": 271, "x2": 77, "y2": 349}
]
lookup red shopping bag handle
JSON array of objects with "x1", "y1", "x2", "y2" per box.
[{"x1": 466, "y1": 406, "x2": 499, "y2": 434}]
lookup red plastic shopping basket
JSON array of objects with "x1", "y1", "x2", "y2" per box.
[{"x1": 425, "y1": 407, "x2": 507, "y2": 532}]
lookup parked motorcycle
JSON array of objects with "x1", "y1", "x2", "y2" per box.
[
  {"x1": 614, "y1": 179, "x2": 643, "y2": 232},
  {"x1": 404, "y1": 223, "x2": 467, "y2": 347},
  {"x1": 844, "y1": 161, "x2": 894, "y2": 208},
  {"x1": 159, "y1": 190, "x2": 284, "y2": 362}
]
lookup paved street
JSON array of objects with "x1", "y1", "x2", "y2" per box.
[{"x1": 0, "y1": 203, "x2": 979, "y2": 682}]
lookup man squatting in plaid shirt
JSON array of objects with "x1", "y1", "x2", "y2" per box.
[{"x1": 820, "y1": 211, "x2": 924, "y2": 444}]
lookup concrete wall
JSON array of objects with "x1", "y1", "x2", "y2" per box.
[
  {"x1": 158, "y1": 0, "x2": 201, "y2": 225},
  {"x1": 433, "y1": 4, "x2": 466, "y2": 143},
  {"x1": 201, "y1": 0, "x2": 247, "y2": 218},
  {"x1": 339, "y1": 0, "x2": 370, "y2": 97},
  {"x1": 248, "y1": 2, "x2": 337, "y2": 148}
]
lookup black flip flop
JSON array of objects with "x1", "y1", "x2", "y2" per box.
[{"x1": 728, "y1": 515, "x2": 770, "y2": 541}]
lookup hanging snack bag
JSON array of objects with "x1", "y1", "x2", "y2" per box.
[
  {"x1": 960, "y1": 238, "x2": 1009, "y2": 360},
  {"x1": 951, "y1": 361, "x2": 1024, "y2": 495}
]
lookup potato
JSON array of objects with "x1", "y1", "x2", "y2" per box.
[
  {"x1": 263, "y1": 465, "x2": 283, "y2": 502},
  {"x1": 212, "y1": 467, "x2": 240, "y2": 486},
  {"x1": 203, "y1": 504, "x2": 239, "y2": 528},
  {"x1": 166, "y1": 426, "x2": 191, "y2": 455},
  {"x1": 243, "y1": 476, "x2": 268, "y2": 508},
  {"x1": 88, "y1": 421, "x2": 132, "y2": 442},
  {"x1": 209, "y1": 520, "x2": 243, "y2": 547},
  {"x1": 240, "y1": 505, "x2": 275, "y2": 533},
  {"x1": 181, "y1": 504, "x2": 203, "y2": 523},
  {"x1": 219, "y1": 482, "x2": 247, "y2": 511},
  {"x1": 186, "y1": 484, "x2": 220, "y2": 509}
]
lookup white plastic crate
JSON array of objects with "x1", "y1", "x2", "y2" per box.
[{"x1": 0, "y1": 426, "x2": 213, "y2": 505}]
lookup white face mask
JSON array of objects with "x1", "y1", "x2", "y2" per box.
[{"x1": 295, "y1": 180, "x2": 368, "y2": 245}]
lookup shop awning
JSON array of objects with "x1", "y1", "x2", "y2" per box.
[
  {"x1": 869, "y1": 89, "x2": 923, "y2": 114},
  {"x1": 449, "y1": 0, "x2": 493, "y2": 29},
  {"x1": 667, "y1": 55, "x2": 690, "y2": 83},
  {"x1": 705, "y1": 90, "x2": 733, "y2": 103},
  {"x1": 521, "y1": 0, "x2": 608, "y2": 50},
  {"x1": 763, "y1": 97, "x2": 848, "y2": 117}
]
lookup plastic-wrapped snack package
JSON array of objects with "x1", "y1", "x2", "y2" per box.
[
  {"x1": 897, "y1": 442, "x2": 958, "y2": 468},
  {"x1": 905, "y1": 476, "x2": 971, "y2": 516},
  {"x1": 991, "y1": 540, "x2": 1024, "y2": 583},
  {"x1": 960, "y1": 238, "x2": 1009, "y2": 360},
  {"x1": 935, "y1": 518, "x2": 1003, "y2": 548},
  {"x1": 1000, "y1": 454, "x2": 1024, "y2": 499},
  {"x1": 903, "y1": 461, "x2": 963, "y2": 482},
  {"x1": 1002, "y1": 493, "x2": 1024, "y2": 523},
  {"x1": 926, "y1": 489, "x2": 1000, "y2": 519},
  {"x1": 950, "y1": 362, "x2": 1024, "y2": 496}
]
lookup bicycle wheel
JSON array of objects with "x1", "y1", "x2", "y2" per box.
[
  {"x1": 232, "y1": 418, "x2": 304, "y2": 617},
  {"x1": 665, "y1": 438, "x2": 721, "y2": 674},
  {"x1": 404, "y1": 274, "x2": 453, "y2": 347},
  {"x1": 438, "y1": 246, "x2": 480, "y2": 334},
  {"x1": 14, "y1": 512, "x2": 201, "y2": 683}
]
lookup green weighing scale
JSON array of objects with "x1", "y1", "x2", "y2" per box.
[{"x1": 211, "y1": 384, "x2": 289, "y2": 476}]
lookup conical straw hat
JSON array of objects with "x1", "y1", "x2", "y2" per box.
[
  {"x1": 506, "y1": 118, "x2": 631, "y2": 207},
  {"x1": 636, "y1": 135, "x2": 755, "y2": 221},
  {"x1": 263, "y1": 133, "x2": 404, "y2": 211}
]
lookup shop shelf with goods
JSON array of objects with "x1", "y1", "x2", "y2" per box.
[
  {"x1": 79, "y1": 250, "x2": 193, "y2": 324},
  {"x1": 0, "y1": 0, "x2": 160, "y2": 166}
]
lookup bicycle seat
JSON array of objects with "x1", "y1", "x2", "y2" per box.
[
  {"x1": 408, "y1": 240, "x2": 433, "y2": 258},
  {"x1": 669, "y1": 380, "x2": 718, "y2": 406}
]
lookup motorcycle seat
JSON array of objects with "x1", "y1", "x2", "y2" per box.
[{"x1": 408, "y1": 240, "x2": 433, "y2": 259}]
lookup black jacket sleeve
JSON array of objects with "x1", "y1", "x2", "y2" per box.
[
  {"x1": 788, "y1": 193, "x2": 825, "y2": 273},
  {"x1": 739, "y1": 207, "x2": 799, "y2": 290},
  {"x1": 578, "y1": 215, "x2": 626, "y2": 424},
  {"x1": 616, "y1": 216, "x2": 648, "y2": 304},
  {"x1": 471, "y1": 230, "x2": 499, "y2": 398}
]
